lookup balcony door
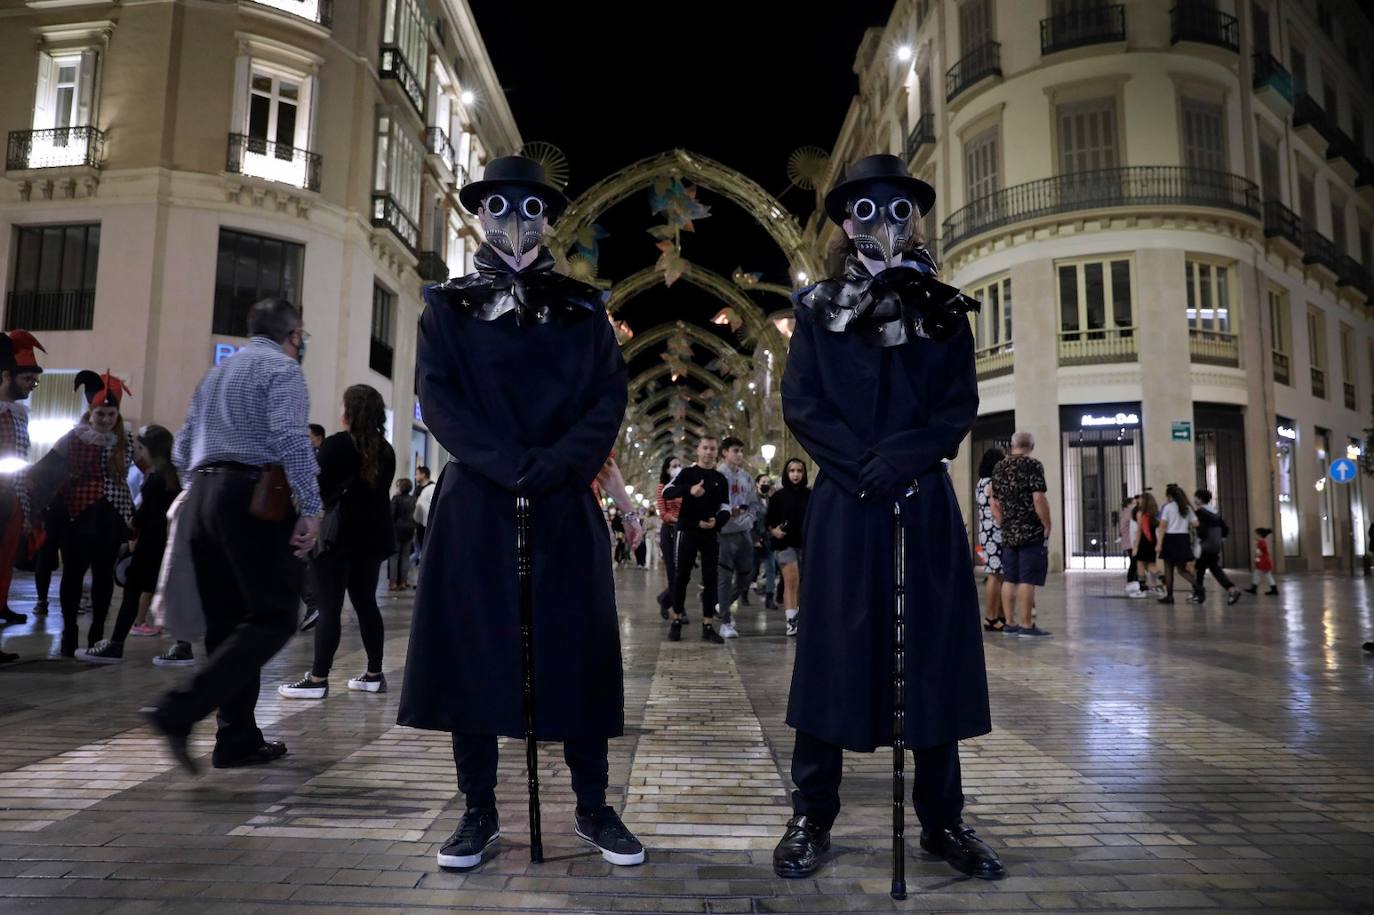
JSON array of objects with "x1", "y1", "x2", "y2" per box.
[
  {"x1": 248, "y1": 69, "x2": 303, "y2": 156},
  {"x1": 959, "y1": 0, "x2": 992, "y2": 56},
  {"x1": 964, "y1": 126, "x2": 1000, "y2": 229},
  {"x1": 1058, "y1": 98, "x2": 1119, "y2": 207}
]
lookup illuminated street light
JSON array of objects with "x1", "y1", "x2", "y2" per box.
[{"x1": 896, "y1": 45, "x2": 913, "y2": 62}]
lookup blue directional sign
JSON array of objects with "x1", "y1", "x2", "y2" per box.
[{"x1": 1330, "y1": 457, "x2": 1358, "y2": 484}]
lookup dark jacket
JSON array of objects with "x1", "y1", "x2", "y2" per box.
[
  {"x1": 399, "y1": 245, "x2": 628, "y2": 740},
  {"x1": 766, "y1": 469, "x2": 811, "y2": 551},
  {"x1": 661, "y1": 465, "x2": 730, "y2": 533},
  {"x1": 127, "y1": 469, "x2": 180, "y2": 592},
  {"x1": 1196, "y1": 505, "x2": 1229, "y2": 554},
  {"x1": 781, "y1": 273, "x2": 990, "y2": 753},
  {"x1": 317, "y1": 431, "x2": 397, "y2": 560},
  {"x1": 392, "y1": 494, "x2": 416, "y2": 539}
]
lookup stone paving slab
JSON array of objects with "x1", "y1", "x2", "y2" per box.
[{"x1": 1, "y1": 569, "x2": 1373, "y2": 912}]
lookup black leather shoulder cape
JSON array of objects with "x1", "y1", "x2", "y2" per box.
[
  {"x1": 795, "y1": 249, "x2": 980, "y2": 346},
  {"x1": 423, "y1": 243, "x2": 607, "y2": 326}
]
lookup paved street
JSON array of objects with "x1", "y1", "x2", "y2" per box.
[{"x1": 0, "y1": 566, "x2": 1372, "y2": 913}]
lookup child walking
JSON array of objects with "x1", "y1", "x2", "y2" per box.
[{"x1": 1245, "y1": 527, "x2": 1278, "y2": 595}]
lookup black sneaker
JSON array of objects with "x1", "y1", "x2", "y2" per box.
[
  {"x1": 0, "y1": 606, "x2": 27, "y2": 625},
  {"x1": 33, "y1": 600, "x2": 48, "y2": 617},
  {"x1": 277, "y1": 673, "x2": 328, "y2": 699},
  {"x1": 437, "y1": 808, "x2": 500, "y2": 869},
  {"x1": 667, "y1": 619, "x2": 682, "y2": 642},
  {"x1": 299, "y1": 608, "x2": 320, "y2": 632},
  {"x1": 574, "y1": 806, "x2": 645, "y2": 866},
  {"x1": 1264, "y1": 587, "x2": 1279, "y2": 595},
  {"x1": 347, "y1": 672, "x2": 387, "y2": 693},
  {"x1": 1243, "y1": 585, "x2": 1258, "y2": 594},
  {"x1": 1157, "y1": 595, "x2": 1174, "y2": 604},
  {"x1": 773, "y1": 815, "x2": 830, "y2": 877},
  {"x1": 701, "y1": 623, "x2": 725, "y2": 644},
  {"x1": 1226, "y1": 589, "x2": 1242, "y2": 605},
  {"x1": 153, "y1": 642, "x2": 195, "y2": 667},
  {"x1": 76, "y1": 640, "x2": 124, "y2": 664}
]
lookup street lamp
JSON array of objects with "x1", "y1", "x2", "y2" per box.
[
  {"x1": 761, "y1": 443, "x2": 776, "y2": 470},
  {"x1": 896, "y1": 45, "x2": 913, "y2": 63}
]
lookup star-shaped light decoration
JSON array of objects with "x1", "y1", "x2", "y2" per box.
[
  {"x1": 710, "y1": 307, "x2": 743, "y2": 333},
  {"x1": 654, "y1": 240, "x2": 687, "y2": 287},
  {"x1": 732, "y1": 266, "x2": 763, "y2": 289}
]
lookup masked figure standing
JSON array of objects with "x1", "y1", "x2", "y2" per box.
[
  {"x1": 398, "y1": 156, "x2": 643, "y2": 871},
  {"x1": 772, "y1": 155, "x2": 1003, "y2": 882}
]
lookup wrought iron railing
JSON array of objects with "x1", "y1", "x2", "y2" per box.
[
  {"x1": 1302, "y1": 228, "x2": 1336, "y2": 271},
  {"x1": 1058, "y1": 327, "x2": 1137, "y2": 365},
  {"x1": 4, "y1": 290, "x2": 95, "y2": 331},
  {"x1": 6, "y1": 126, "x2": 105, "y2": 170},
  {"x1": 1336, "y1": 255, "x2": 1371, "y2": 292},
  {"x1": 975, "y1": 341, "x2": 1014, "y2": 379},
  {"x1": 425, "y1": 126, "x2": 456, "y2": 174},
  {"x1": 248, "y1": 0, "x2": 333, "y2": 27},
  {"x1": 1188, "y1": 328, "x2": 1239, "y2": 367},
  {"x1": 943, "y1": 166, "x2": 1260, "y2": 250},
  {"x1": 226, "y1": 133, "x2": 322, "y2": 192},
  {"x1": 1293, "y1": 90, "x2": 1325, "y2": 131},
  {"x1": 905, "y1": 113, "x2": 935, "y2": 163},
  {"x1": 371, "y1": 193, "x2": 418, "y2": 252},
  {"x1": 1251, "y1": 52, "x2": 1293, "y2": 104},
  {"x1": 379, "y1": 45, "x2": 425, "y2": 115},
  {"x1": 416, "y1": 250, "x2": 449, "y2": 282},
  {"x1": 1272, "y1": 351, "x2": 1290, "y2": 386},
  {"x1": 1262, "y1": 199, "x2": 1304, "y2": 249},
  {"x1": 945, "y1": 41, "x2": 1001, "y2": 102},
  {"x1": 1311, "y1": 366, "x2": 1326, "y2": 399},
  {"x1": 1319, "y1": 123, "x2": 1361, "y2": 168},
  {"x1": 369, "y1": 338, "x2": 394, "y2": 379},
  {"x1": 1040, "y1": 4, "x2": 1125, "y2": 55},
  {"x1": 1170, "y1": 3, "x2": 1239, "y2": 51}
]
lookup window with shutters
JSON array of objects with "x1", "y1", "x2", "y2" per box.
[
  {"x1": 1268, "y1": 286, "x2": 1291, "y2": 385},
  {"x1": 5, "y1": 223, "x2": 100, "y2": 332},
  {"x1": 963, "y1": 126, "x2": 1000, "y2": 227},
  {"x1": 1181, "y1": 98, "x2": 1226, "y2": 172},
  {"x1": 228, "y1": 59, "x2": 318, "y2": 189},
  {"x1": 1057, "y1": 98, "x2": 1118, "y2": 174},
  {"x1": 1330, "y1": 190, "x2": 1348, "y2": 255},
  {"x1": 1185, "y1": 257, "x2": 1239, "y2": 364},
  {"x1": 1297, "y1": 168, "x2": 1316, "y2": 225},
  {"x1": 1322, "y1": 68, "x2": 1339, "y2": 125},
  {"x1": 968, "y1": 274, "x2": 1012, "y2": 351},
  {"x1": 23, "y1": 49, "x2": 100, "y2": 168},
  {"x1": 1340, "y1": 323, "x2": 1356, "y2": 410},
  {"x1": 1056, "y1": 256, "x2": 1134, "y2": 344},
  {"x1": 959, "y1": 0, "x2": 992, "y2": 55},
  {"x1": 1258, "y1": 139, "x2": 1280, "y2": 201},
  {"x1": 1308, "y1": 306, "x2": 1327, "y2": 399}
]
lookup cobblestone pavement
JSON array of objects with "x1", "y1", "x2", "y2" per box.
[{"x1": 1, "y1": 565, "x2": 1372, "y2": 913}]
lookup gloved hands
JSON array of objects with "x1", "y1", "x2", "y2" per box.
[
  {"x1": 515, "y1": 448, "x2": 566, "y2": 498},
  {"x1": 857, "y1": 453, "x2": 910, "y2": 502}
]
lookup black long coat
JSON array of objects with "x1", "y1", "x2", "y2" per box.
[
  {"x1": 781, "y1": 294, "x2": 991, "y2": 753},
  {"x1": 397, "y1": 252, "x2": 628, "y2": 740}
]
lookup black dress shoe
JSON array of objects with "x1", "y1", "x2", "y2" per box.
[
  {"x1": 142, "y1": 709, "x2": 199, "y2": 776},
  {"x1": 772, "y1": 815, "x2": 830, "y2": 877},
  {"x1": 212, "y1": 740, "x2": 288, "y2": 769},
  {"x1": 920, "y1": 823, "x2": 1005, "y2": 879}
]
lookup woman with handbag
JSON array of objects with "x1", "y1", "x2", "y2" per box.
[{"x1": 279, "y1": 385, "x2": 396, "y2": 699}]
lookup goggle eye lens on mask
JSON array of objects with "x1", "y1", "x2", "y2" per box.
[
  {"x1": 520, "y1": 196, "x2": 546, "y2": 219},
  {"x1": 851, "y1": 198, "x2": 877, "y2": 221},
  {"x1": 888, "y1": 198, "x2": 914, "y2": 221},
  {"x1": 484, "y1": 194, "x2": 510, "y2": 217}
]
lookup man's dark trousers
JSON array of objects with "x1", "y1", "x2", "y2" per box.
[
  {"x1": 156, "y1": 468, "x2": 303, "y2": 756},
  {"x1": 790, "y1": 730, "x2": 964, "y2": 831},
  {"x1": 452, "y1": 734, "x2": 608, "y2": 812},
  {"x1": 1193, "y1": 550, "x2": 1236, "y2": 596},
  {"x1": 672, "y1": 527, "x2": 719, "y2": 619}
]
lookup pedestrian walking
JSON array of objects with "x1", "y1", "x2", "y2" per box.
[
  {"x1": 389, "y1": 479, "x2": 416, "y2": 589},
  {"x1": 1128, "y1": 492, "x2": 1161, "y2": 597},
  {"x1": 1119, "y1": 495, "x2": 1138, "y2": 589},
  {"x1": 753, "y1": 473, "x2": 778, "y2": 610},
  {"x1": 412, "y1": 465, "x2": 434, "y2": 562},
  {"x1": 1155, "y1": 483, "x2": 1199, "y2": 604},
  {"x1": 766, "y1": 457, "x2": 809, "y2": 637},
  {"x1": 989, "y1": 432, "x2": 1052, "y2": 638},
  {"x1": 1245, "y1": 527, "x2": 1279, "y2": 594},
  {"x1": 974, "y1": 448, "x2": 1005, "y2": 631},
  {"x1": 1190, "y1": 489, "x2": 1241, "y2": 605},
  {"x1": 654, "y1": 456, "x2": 682, "y2": 618},
  {"x1": 661, "y1": 436, "x2": 730, "y2": 644},
  {"x1": 714, "y1": 436, "x2": 763, "y2": 638}
]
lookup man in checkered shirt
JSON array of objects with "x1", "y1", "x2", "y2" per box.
[
  {"x1": 0, "y1": 331, "x2": 45, "y2": 646},
  {"x1": 146, "y1": 298, "x2": 321, "y2": 774}
]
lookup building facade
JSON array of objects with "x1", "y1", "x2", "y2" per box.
[
  {"x1": 0, "y1": 0, "x2": 520, "y2": 477},
  {"x1": 808, "y1": 0, "x2": 1374, "y2": 572}
]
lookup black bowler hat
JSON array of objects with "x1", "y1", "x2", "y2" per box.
[
  {"x1": 458, "y1": 154, "x2": 569, "y2": 220},
  {"x1": 823, "y1": 153, "x2": 936, "y2": 226}
]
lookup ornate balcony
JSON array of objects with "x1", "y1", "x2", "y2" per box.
[
  {"x1": 1058, "y1": 327, "x2": 1137, "y2": 366},
  {"x1": 226, "y1": 133, "x2": 321, "y2": 192},
  {"x1": 1188, "y1": 328, "x2": 1240, "y2": 367},
  {"x1": 1319, "y1": 124, "x2": 1362, "y2": 183},
  {"x1": 974, "y1": 341, "x2": 1014, "y2": 379},
  {"x1": 4, "y1": 289, "x2": 95, "y2": 332},
  {"x1": 1301, "y1": 228, "x2": 1336, "y2": 273},
  {"x1": 371, "y1": 193, "x2": 418, "y2": 253},
  {"x1": 1040, "y1": 4, "x2": 1125, "y2": 55},
  {"x1": 248, "y1": 0, "x2": 333, "y2": 28},
  {"x1": 379, "y1": 45, "x2": 425, "y2": 115},
  {"x1": 6, "y1": 126, "x2": 105, "y2": 171},
  {"x1": 1336, "y1": 255, "x2": 1371, "y2": 299},
  {"x1": 416, "y1": 250, "x2": 449, "y2": 283},
  {"x1": 1262, "y1": 200, "x2": 1304, "y2": 253},
  {"x1": 905, "y1": 113, "x2": 935, "y2": 165},
  {"x1": 943, "y1": 166, "x2": 1260, "y2": 252},
  {"x1": 1293, "y1": 91, "x2": 1328, "y2": 155},
  {"x1": 1251, "y1": 52, "x2": 1293, "y2": 117},
  {"x1": 425, "y1": 126, "x2": 456, "y2": 175},
  {"x1": 945, "y1": 41, "x2": 1001, "y2": 104},
  {"x1": 1170, "y1": 3, "x2": 1238, "y2": 52}
]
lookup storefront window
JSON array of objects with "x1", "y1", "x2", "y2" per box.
[
  {"x1": 1316, "y1": 427, "x2": 1335, "y2": 557},
  {"x1": 1061, "y1": 404, "x2": 1144, "y2": 570},
  {"x1": 1348, "y1": 439, "x2": 1366, "y2": 558},
  {"x1": 1276, "y1": 418, "x2": 1300, "y2": 557}
]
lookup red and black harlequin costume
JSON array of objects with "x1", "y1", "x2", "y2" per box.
[
  {"x1": 0, "y1": 331, "x2": 45, "y2": 627},
  {"x1": 27, "y1": 372, "x2": 135, "y2": 656}
]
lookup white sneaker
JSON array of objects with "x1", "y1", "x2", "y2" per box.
[
  {"x1": 347, "y1": 672, "x2": 387, "y2": 693},
  {"x1": 278, "y1": 673, "x2": 328, "y2": 699},
  {"x1": 785, "y1": 617, "x2": 799, "y2": 637},
  {"x1": 1126, "y1": 587, "x2": 1150, "y2": 599},
  {"x1": 718, "y1": 622, "x2": 739, "y2": 639}
]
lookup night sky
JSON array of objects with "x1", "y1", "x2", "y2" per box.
[{"x1": 468, "y1": 1, "x2": 896, "y2": 427}]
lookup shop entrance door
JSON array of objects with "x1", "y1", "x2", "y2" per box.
[
  {"x1": 1062, "y1": 425, "x2": 1143, "y2": 569},
  {"x1": 1194, "y1": 405, "x2": 1250, "y2": 569}
]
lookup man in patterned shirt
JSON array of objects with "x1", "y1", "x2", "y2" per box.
[
  {"x1": 0, "y1": 331, "x2": 45, "y2": 641},
  {"x1": 989, "y1": 432, "x2": 1053, "y2": 638},
  {"x1": 146, "y1": 298, "x2": 321, "y2": 774}
]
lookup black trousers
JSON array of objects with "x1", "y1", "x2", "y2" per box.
[
  {"x1": 452, "y1": 734, "x2": 608, "y2": 813},
  {"x1": 671, "y1": 527, "x2": 718, "y2": 619},
  {"x1": 109, "y1": 535, "x2": 168, "y2": 646},
  {"x1": 790, "y1": 730, "x2": 964, "y2": 832},
  {"x1": 309, "y1": 550, "x2": 384, "y2": 679},
  {"x1": 655, "y1": 522, "x2": 678, "y2": 606},
  {"x1": 62, "y1": 501, "x2": 125, "y2": 654},
  {"x1": 156, "y1": 470, "x2": 302, "y2": 756},
  {"x1": 1124, "y1": 550, "x2": 1137, "y2": 583},
  {"x1": 33, "y1": 508, "x2": 63, "y2": 602},
  {"x1": 1193, "y1": 551, "x2": 1236, "y2": 595}
]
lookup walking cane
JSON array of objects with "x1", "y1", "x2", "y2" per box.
[
  {"x1": 890, "y1": 498, "x2": 908, "y2": 901},
  {"x1": 515, "y1": 494, "x2": 544, "y2": 863}
]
